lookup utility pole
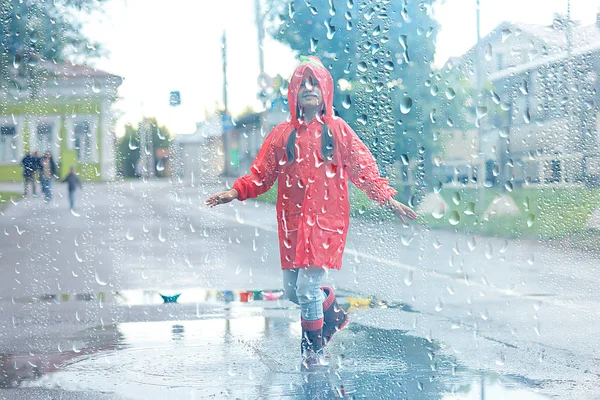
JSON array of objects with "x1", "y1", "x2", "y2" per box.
[
  {"x1": 221, "y1": 31, "x2": 230, "y2": 176},
  {"x1": 476, "y1": 0, "x2": 485, "y2": 203},
  {"x1": 255, "y1": 0, "x2": 269, "y2": 146},
  {"x1": 255, "y1": 0, "x2": 265, "y2": 84}
]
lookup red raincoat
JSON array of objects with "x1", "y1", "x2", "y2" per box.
[{"x1": 233, "y1": 56, "x2": 397, "y2": 270}]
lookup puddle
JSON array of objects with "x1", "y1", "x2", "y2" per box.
[{"x1": 3, "y1": 313, "x2": 550, "y2": 399}]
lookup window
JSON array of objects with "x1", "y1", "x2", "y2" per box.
[
  {"x1": 74, "y1": 120, "x2": 92, "y2": 162},
  {"x1": 36, "y1": 123, "x2": 52, "y2": 153},
  {"x1": 0, "y1": 126, "x2": 17, "y2": 163}
]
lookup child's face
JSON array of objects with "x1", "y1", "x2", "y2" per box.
[{"x1": 297, "y1": 71, "x2": 323, "y2": 111}]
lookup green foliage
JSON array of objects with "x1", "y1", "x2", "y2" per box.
[
  {"x1": 0, "y1": 0, "x2": 107, "y2": 91},
  {"x1": 266, "y1": 0, "x2": 447, "y2": 187},
  {"x1": 419, "y1": 187, "x2": 600, "y2": 240},
  {"x1": 117, "y1": 117, "x2": 171, "y2": 178},
  {"x1": 0, "y1": 191, "x2": 21, "y2": 210}
]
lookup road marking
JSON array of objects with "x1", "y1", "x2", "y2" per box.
[{"x1": 197, "y1": 203, "x2": 577, "y2": 310}]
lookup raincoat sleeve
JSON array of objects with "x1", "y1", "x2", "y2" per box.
[
  {"x1": 232, "y1": 129, "x2": 280, "y2": 201},
  {"x1": 341, "y1": 121, "x2": 398, "y2": 205}
]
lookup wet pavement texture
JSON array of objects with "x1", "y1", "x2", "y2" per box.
[
  {"x1": 1, "y1": 180, "x2": 599, "y2": 398},
  {"x1": 3, "y1": 299, "x2": 550, "y2": 400}
]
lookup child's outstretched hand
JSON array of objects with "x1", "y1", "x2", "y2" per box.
[
  {"x1": 205, "y1": 189, "x2": 238, "y2": 208},
  {"x1": 385, "y1": 198, "x2": 418, "y2": 223}
]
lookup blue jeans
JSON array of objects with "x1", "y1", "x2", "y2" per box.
[
  {"x1": 41, "y1": 178, "x2": 52, "y2": 202},
  {"x1": 282, "y1": 266, "x2": 326, "y2": 322},
  {"x1": 68, "y1": 190, "x2": 75, "y2": 210}
]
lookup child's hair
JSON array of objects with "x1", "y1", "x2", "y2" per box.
[
  {"x1": 286, "y1": 101, "x2": 335, "y2": 164},
  {"x1": 285, "y1": 125, "x2": 334, "y2": 164}
]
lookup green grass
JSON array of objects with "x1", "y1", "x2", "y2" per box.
[
  {"x1": 419, "y1": 187, "x2": 600, "y2": 240},
  {"x1": 0, "y1": 191, "x2": 22, "y2": 210}
]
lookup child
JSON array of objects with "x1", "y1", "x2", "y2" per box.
[
  {"x1": 206, "y1": 56, "x2": 417, "y2": 368},
  {"x1": 62, "y1": 166, "x2": 82, "y2": 210}
]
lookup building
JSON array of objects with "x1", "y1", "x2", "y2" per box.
[
  {"x1": 0, "y1": 60, "x2": 122, "y2": 181},
  {"x1": 176, "y1": 118, "x2": 224, "y2": 183},
  {"x1": 439, "y1": 14, "x2": 600, "y2": 187}
]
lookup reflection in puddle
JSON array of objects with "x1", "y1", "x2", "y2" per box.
[{"x1": 7, "y1": 312, "x2": 549, "y2": 399}]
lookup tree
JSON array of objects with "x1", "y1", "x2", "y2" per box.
[
  {"x1": 266, "y1": 0, "x2": 444, "y2": 197},
  {"x1": 0, "y1": 0, "x2": 107, "y2": 94},
  {"x1": 117, "y1": 117, "x2": 171, "y2": 178}
]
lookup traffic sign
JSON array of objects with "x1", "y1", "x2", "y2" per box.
[{"x1": 169, "y1": 91, "x2": 181, "y2": 106}]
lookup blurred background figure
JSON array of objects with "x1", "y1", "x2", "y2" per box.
[
  {"x1": 20, "y1": 151, "x2": 37, "y2": 198},
  {"x1": 40, "y1": 151, "x2": 57, "y2": 203},
  {"x1": 62, "y1": 166, "x2": 82, "y2": 211},
  {"x1": 33, "y1": 151, "x2": 43, "y2": 197}
]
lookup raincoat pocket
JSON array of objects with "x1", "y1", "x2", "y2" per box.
[
  {"x1": 280, "y1": 214, "x2": 299, "y2": 235},
  {"x1": 315, "y1": 215, "x2": 346, "y2": 235}
]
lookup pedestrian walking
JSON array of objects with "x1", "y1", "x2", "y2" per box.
[
  {"x1": 206, "y1": 56, "x2": 417, "y2": 368},
  {"x1": 33, "y1": 151, "x2": 43, "y2": 197},
  {"x1": 40, "y1": 151, "x2": 57, "y2": 203},
  {"x1": 62, "y1": 166, "x2": 82, "y2": 210},
  {"x1": 21, "y1": 151, "x2": 37, "y2": 197}
]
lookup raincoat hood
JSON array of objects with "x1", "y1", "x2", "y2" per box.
[{"x1": 288, "y1": 56, "x2": 335, "y2": 127}]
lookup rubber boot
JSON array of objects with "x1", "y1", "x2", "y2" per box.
[
  {"x1": 300, "y1": 318, "x2": 326, "y2": 369},
  {"x1": 321, "y1": 286, "x2": 349, "y2": 346}
]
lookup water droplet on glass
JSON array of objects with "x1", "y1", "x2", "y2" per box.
[
  {"x1": 448, "y1": 211, "x2": 460, "y2": 226},
  {"x1": 325, "y1": 18, "x2": 336, "y2": 40},
  {"x1": 452, "y1": 192, "x2": 461, "y2": 205},
  {"x1": 432, "y1": 203, "x2": 445, "y2": 219},
  {"x1": 401, "y1": 233, "x2": 415, "y2": 246},
  {"x1": 484, "y1": 43, "x2": 493, "y2": 61},
  {"x1": 485, "y1": 243, "x2": 493, "y2": 259},
  {"x1": 235, "y1": 209, "x2": 245, "y2": 224},
  {"x1": 504, "y1": 181, "x2": 513, "y2": 192},
  {"x1": 95, "y1": 271, "x2": 107, "y2": 286},
  {"x1": 464, "y1": 202, "x2": 475, "y2": 215},
  {"x1": 158, "y1": 227, "x2": 166, "y2": 242},
  {"x1": 128, "y1": 135, "x2": 138, "y2": 150},
  {"x1": 523, "y1": 108, "x2": 531, "y2": 123},
  {"x1": 467, "y1": 236, "x2": 476, "y2": 251},
  {"x1": 399, "y1": 34, "x2": 408, "y2": 50},
  {"x1": 404, "y1": 271, "x2": 413, "y2": 286},
  {"x1": 501, "y1": 28, "x2": 512, "y2": 43},
  {"x1": 435, "y1": 298, "x2": 444, "y2": 312},
  {"x1": 357, "y1": 114, "x2": 367, "y2": 125},
  {"x1": 444, "y1": 87, "x2": 455, "y2": 100},
  {"x1": 527, "y1": 213, "x2": 535, "y2": 227},
  {"x1": 400, "y1": 97, "x2": 413, "y2": 114},
  {"x1": 310, "y1": 37, "x2": 318, "y2": 53},
  {"x1": 357, "y1": 61, "x2": 368, "y2": 72},
  {"x1": 383, "y1": 61, "x2": 394, "y2": 71},
  {"x1": 12, "y1": 54, "x2": 21, "y2": 69},
  {"x1": 92, "y1": 79, "x2": 102, "y2": 93},
  {"x1": 430, "y1": 85, "x2": 439, "y2": 97},
  {"x1": 400, "y1": 154, "x2": 409, "y2": 166},
  {"x1": 75, "y1": 251, "x2": 83, "y2": 263},
  {"x1": 519, "y1": 80, "x2": 529, "y2": 95},
  {"x1": 476, "y1": 106, "x2": 488, "y2": 119},
  {"x1": 342, "y1": 95, "x2": 352, "y2": 109}
]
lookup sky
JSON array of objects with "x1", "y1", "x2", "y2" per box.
[{"x1": 82, "y1": 0, "x2": 600, "y2": 136}]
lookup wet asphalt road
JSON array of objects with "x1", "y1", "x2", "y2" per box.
[{"x1": 0, "y1": 179, "x2": 598, "y2": 399}]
